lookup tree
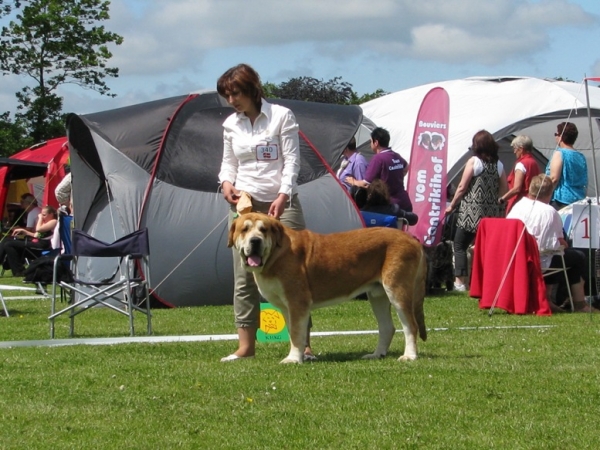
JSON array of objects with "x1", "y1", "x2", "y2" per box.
[
  {"x1": 0, "y1": 111, "x2": 33, "y2": 156},
  {"x1": 265, "y1": 76, "x2": 387, "y2": 105},
  {"x1": 0, "y1": 0, "x2": 123, "y2": 142},
  {"x1": 262, "y1": 81, "x2": 278, "y2": 99},
  {"x1": 270, "y1": 76, "x2": 355, "y2": 104},
  {"x1": 0, "y1": 1, "x2": 12, "y2": 19},
  {"x1": 350, "y1": 88, "x2": 388, "y2": 105}
]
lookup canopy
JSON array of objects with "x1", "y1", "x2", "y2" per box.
[
  {"x1": 361, "y1": 76, "x2": 600, "y2": 195},
  {"x1": 0, "y1": 137, "x2": 69, "y2": 216}
]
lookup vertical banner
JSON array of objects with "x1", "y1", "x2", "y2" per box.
[{"x1": 406, "y1": 88, "x2": 450, "y2": 247}]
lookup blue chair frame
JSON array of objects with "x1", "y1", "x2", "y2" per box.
[{"x1": 48, "y1": 228, "x2": 152, "y2": 338}]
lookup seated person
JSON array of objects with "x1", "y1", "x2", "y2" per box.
[
  {"x1": 20, "y1": 193, "x2": 42, "y2": 231},
  {"x1": 0, "y1": 205, "x2": 58, "y2": 277},
  {"x1": 3, "y1": 207, "x2": 25, "y2": 232},
  {"x1": 360, "y1": 179, "x2": 418, "y2": 226},
  {"x1": 337, "y1": 136, "x2": 368, "y2": 194},
  {"x1": 345, "y1": 127, "x2": 413, "y2": 212},
  {"x1": 506, "y1": 174, "x2": 594, "y2": 312}
]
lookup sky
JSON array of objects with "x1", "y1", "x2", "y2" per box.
[{"x1": 1, "y1": 0, "x2": 600, "y2": 117}]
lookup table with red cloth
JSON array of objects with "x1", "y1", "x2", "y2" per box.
[{"x1": 470, "y1": 218, "x2": 551, "y2": 315}]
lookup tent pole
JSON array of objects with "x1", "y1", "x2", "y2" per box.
[
  {"x1": 584, "y1": 77, "x2": 599, "y2": 204},
  {"x1": 584, "y1": 77, "x2": 600, "y2": 306}
]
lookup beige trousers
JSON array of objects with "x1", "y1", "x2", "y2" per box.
[{"x1": 229, "y1": 195, "x2": 305, "y2": 328}]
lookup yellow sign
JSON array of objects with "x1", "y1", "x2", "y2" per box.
[{"x1": 257, "y1": 302, "x2": 289, "y2": 342}]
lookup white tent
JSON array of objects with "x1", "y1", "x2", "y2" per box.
[{"x1": 361, "y1": 76, "x2": 600, "y2": 196}]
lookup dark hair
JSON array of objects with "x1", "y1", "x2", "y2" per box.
[
  {"x1": 346, "y1": 136, "x2": 357, "y2": 151},
  {"x1": 365, "y1": 179, "x2": 390, "y2": 207},
  {"x1": 20, "y1": 193, "x2": 37, "y2": 206},
  {"x1": 216, "y1": 63, "x2": 264, "y2": 111},
  {"x1": 470, "y1": 130, "x2": 499, "y2": 163},
  {"x1": 557, "y1": 122, "x2": 578, "y2": 146},
  {"x1": 371, "y1": 127, "x2": 391, "y2": 148}
]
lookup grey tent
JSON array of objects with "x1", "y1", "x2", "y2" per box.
[{"x1": 66, "y1": 91, "x2": 374, "y2": 307}]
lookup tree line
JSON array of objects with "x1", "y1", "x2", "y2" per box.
[{"x1": 0, "y1": 1, "x2": 386, "y2": 158}]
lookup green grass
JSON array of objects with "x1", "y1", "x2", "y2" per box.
[{"x1": 1, "y1": 277, "x2": 600, "y2": 449}]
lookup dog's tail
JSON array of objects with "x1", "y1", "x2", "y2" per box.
[{"x1": 415, "y1": 246, "x2": 428, "y2": 342}]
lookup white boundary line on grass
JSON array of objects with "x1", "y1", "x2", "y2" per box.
[{"x1": 0, "y1": 325, "x2": 555, "y2": 349}]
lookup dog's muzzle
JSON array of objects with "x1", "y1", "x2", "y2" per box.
[{"x1": 244, "y1": 237, "x2": 263, "y2": 267}]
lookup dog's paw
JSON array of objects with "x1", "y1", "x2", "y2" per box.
[
  {"x1": 361, "y1": 353, "x2": 385, "y2": 360},
  {"x1": 280, "y1": 357, "x2": 302, "y2": 364},
  {"x1": 398, "y1": 354, "x2": 417, "y2": 362}
]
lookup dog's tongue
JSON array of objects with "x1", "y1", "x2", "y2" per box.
[{"x1": 247, "y1": 255, "x2": 262, "y2": 267}]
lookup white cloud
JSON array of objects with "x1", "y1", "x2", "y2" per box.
[
  {"x1": 592, "y1": 60, "x2": 600, "y2": 78},
  {"x1": 1, "y1": 0, "x2": 598, "y2": 116},
  {"x1": 103, "y1": 0, "x2": 595, "y2": 76}
]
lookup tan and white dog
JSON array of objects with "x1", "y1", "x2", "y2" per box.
[{"x1": 228, "y1": 212, "x2": 428, "y2": 364}]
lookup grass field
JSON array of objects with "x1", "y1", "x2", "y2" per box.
[{"x1": 1, "y1": 279, "x2": 599, "y2": 449}]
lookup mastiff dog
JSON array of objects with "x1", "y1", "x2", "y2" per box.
[{"x1": 228, "y1": 212, "x2": 428, "y2": 364}]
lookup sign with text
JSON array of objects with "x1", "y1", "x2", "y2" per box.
[
  {"x1": 257, "y1": 302, "x2": 289, "y2": 343},
  {"x1": 406, "y1": 87, "x2": 449, "y2": 247},
  {"x1": 571, "y1": 204, "x2": 600, "y2": 249}
]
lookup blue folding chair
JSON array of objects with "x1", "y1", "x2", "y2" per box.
[
  {"x1": 360, "y1": 211, "x2": 399, "y2": 228},
  {"x1": 48, "y1": 228, "x2": 152, "y2": 338}
]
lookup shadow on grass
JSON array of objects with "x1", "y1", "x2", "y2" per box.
[
  {"x1": 1, "y1": 308, "x2": 27, "y2": 316},
  {"x1": 310, "y1": 350, "x2": 485, "y2": 362},
  {"x1": 312, "y1": 351, "x2": 374, "y2": 362}
]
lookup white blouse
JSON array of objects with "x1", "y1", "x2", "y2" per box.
[
  {"x1": 473, "y1": 156, "x2": 504, "y2": 177},
  {"x1": 219, "y1": 100, "x2": 300, "y2": 203}
]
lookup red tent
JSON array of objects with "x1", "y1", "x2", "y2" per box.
[{"x1": 0, "y1": 137, "x2": 69, "y2": 216}]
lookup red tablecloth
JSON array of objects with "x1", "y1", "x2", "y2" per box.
[{"x1": 470, "y1": 218, "x2": 551, "y2": 315}]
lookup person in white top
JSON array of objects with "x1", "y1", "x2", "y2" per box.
[
  {"x1": 1, "y1": 205, "x2": 57, "y2": 276},
  {"x1": 20, "y1": 193, "x2": 42, "y2": 231},
  {"x1": 507, "y1": 174, "x2": 594, "y2": 312},
  {"x1": 217, "y1": 63, "x2": 314, "y2": 361},
  {"x1": 445, "y1": 130, "x2": 508, "y2": 291},
  {"x1": 499, "y1": 135, "x2": 541, "y2": 214}
]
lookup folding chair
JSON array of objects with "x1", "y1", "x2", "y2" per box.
[
  {"x1": 360, "y1": 211, "x2": 408, "y2": 229},
  {"x1": 48, "y1": 228, "x2": 152, "y2": 338},
  {"x1": 0, "y1": 215, "x2": 72, "y2": 314},
  {"x1": 57, "y1": 211, "x2": 73, "y2": 255},
  {"x1": 540, "y1": 249, "x2": 574, "y2": 312},
  {"x1": 470, "y1": 218, "x2": 552, "y2": 315},
  {"x1": 0, "y1": 238, "x2": 46, "y2": 277}
]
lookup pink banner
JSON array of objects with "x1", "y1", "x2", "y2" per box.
[{"x1": 406, "y1": 87, "x2": 449, "y2": 246}]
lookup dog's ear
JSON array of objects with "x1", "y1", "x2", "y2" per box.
[
  {"x1": 227, "y1": 218, "x2": 237, "y2": 248},
  {"x1": 272, "y1": 219, "x2": 285, "y2": 247}
]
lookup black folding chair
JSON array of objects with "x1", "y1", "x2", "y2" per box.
[{"x1": 48, "y1": 228, "x2": 152, "y2": 338}]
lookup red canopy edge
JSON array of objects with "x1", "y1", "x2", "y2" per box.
[{"x1": 0, "y1": 137, "x2": 69, "y2": 214}]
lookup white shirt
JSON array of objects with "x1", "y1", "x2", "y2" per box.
[
  {"x1": 506, "y1": 196, "x2": 564, "y2": 268},
  {"x1": 473, "y1": 156, "x2": 504, "y2": 177},
  {"x1": 514, "y1": 161, "x2": 526, "y2": 173},
  {"x1": 219, "y1": 100, "x2": 300, "y2": 203},
  {"x1": 26, "y1": 206, "x2": 42, "y2": 229}
]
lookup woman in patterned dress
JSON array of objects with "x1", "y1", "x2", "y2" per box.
[{"x1": 445, "y1": 130, "x2": 508, "y2": 291}]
